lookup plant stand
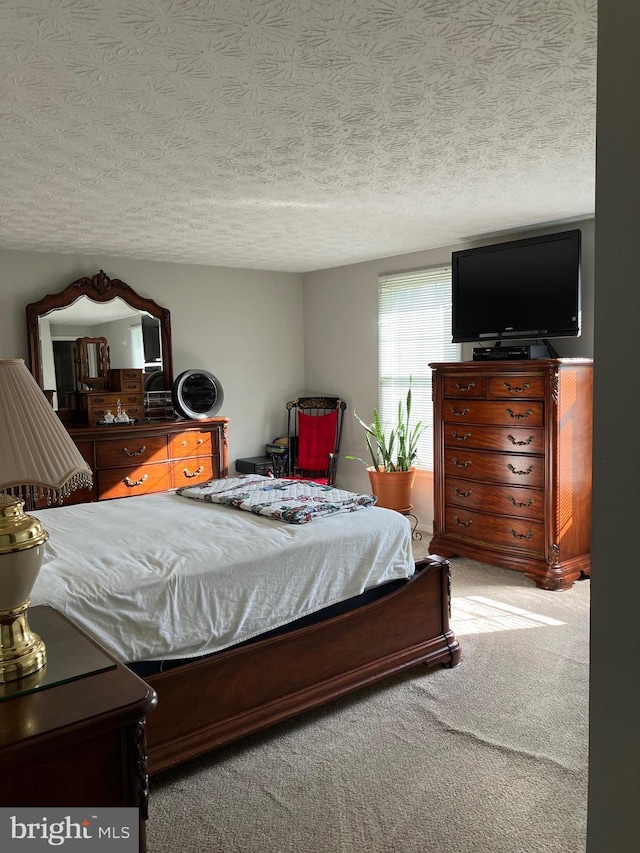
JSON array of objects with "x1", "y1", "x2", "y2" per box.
[{"x1": 399, "y1": 506, "x2": 422, "y2": 540}]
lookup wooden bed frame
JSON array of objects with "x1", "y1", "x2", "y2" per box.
[{"x1": 144, "y1": 554, "x2": 460, "y2": 775}]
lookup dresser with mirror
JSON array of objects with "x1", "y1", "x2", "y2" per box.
[{"x1": 26, "y1": 271, "x2": 228, "y2": 505}]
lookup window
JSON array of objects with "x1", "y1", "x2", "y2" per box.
[
  {"x1": 378, "y1": 266, "x2": 460, "y2": 471},
  {"x1": 129, "y1": 324, "x2": 145, "y2": 370}
]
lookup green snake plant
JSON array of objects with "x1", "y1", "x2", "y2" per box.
[{"x1": 346, "y1": 380, "x2": 426, "y2": 472}]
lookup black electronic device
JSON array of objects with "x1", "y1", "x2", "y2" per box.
[
  {"x1": 236, "y1": 456, "x2": 274, "y2": 475},
  {"x1": 472, "y1": 344, "x2": 550, "y2": 361},
  {"x1": 452, "y1": 229, "x2": 581, "y2": 344}
]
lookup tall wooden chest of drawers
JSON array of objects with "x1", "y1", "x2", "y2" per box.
[{"x1": 428, "y1": 359, "x2": 593, "y2": 590}]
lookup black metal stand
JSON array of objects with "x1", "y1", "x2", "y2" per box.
[{"x1": 400, "y1": 506, "x2": 422, "y2": 540}]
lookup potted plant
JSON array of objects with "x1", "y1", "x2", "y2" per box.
[{"x1": 346, "y1": 380, "x2": 426, "y2": 511}]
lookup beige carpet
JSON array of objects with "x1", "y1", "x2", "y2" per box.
[{"x1": 147, "y1": 549, "x2": 589, "y2": 853}]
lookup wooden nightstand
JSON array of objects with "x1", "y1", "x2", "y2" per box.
[{"x1": 0, "y1": 606, "x2": 157, "y2": 853}]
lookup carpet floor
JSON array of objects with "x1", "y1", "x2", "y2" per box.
[{"x1": 147, "y1": 550, "x2": 590, "y2": 853}]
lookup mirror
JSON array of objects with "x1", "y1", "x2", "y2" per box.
[
  {"x1": 74, "y1": 336, "x2": 111, "y2": 390},
  {"x1": 26, "y1": 270, "x2": 173, "y2": 411}
]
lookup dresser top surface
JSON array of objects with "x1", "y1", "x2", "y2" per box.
[
  {"x1": 429, "y1": 358, "x2": 593, "y2": 371},
  {"x1": 68, "y1": 416, "x2": 229, "y2": 439}
]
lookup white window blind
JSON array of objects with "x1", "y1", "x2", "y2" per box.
[
  {"x1": 129, "y1": 324, "x2": 145, "y2": 370},
  {"x1": 378, "y1": 266, "x2": 460, "y2": 471}
]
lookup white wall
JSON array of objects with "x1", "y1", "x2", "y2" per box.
[
  {"x1": 303, "y1": 218, "x2": 595, "y2": 530},
  {"x1": 0, "y1": 248, "x2": 305, "y2": 467}
]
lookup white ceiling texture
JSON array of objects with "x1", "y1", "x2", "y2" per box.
[{"x1": 0, "y1": 0, "x2": 597, "y2": 273}]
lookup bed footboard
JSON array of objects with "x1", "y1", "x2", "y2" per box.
[{"x1": 145, "y1": 555, "x2": 460, "y2": 774}]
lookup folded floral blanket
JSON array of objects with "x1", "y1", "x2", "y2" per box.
[{"x1": 177, "y1": 475, "x2": 376, "y2": 524}]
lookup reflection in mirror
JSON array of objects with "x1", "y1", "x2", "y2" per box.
[
  {"x1": 39, "y1": 297, "x2": 160, "y2": 406},
  {"x1": 74, "y1": 336, "x2": 111, "y2": 391},
  {"x1": 26, "y1": 271, "x2": 172, "y2": 412}
]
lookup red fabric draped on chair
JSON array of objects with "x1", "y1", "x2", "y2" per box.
[
  {"x1": 281, "y1": 397, "x2": 346, "y2": 486},
  {"x1": 296, "y1": 410, "x2": 338, "y2": 472}
]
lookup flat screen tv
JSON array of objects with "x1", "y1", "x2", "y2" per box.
[{"x1": 451, "y1": 229, "x2": 581, "y2": 343}]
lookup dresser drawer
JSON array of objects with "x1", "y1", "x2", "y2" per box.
[
  {"x1": 96, "y1": 435, "x2": 168, "y2": 468},
  {"x1": 171, "y1": 458, "x2": 214, "y2": 488},
  {"x1": 109, "y1": 368, "x2": 143, "y2": 391},
  {"x1": 86, "y1": 405, "x2": 143, "y2": 424},
  {"x1": 444, "y1": 505, "x2": 545, "y2": 557},
  {"x1": 169, "y1": 431, "x2": 214, "y2": 459},
  {"x1": 443, "y1": 400, "x2": 544, "y2": 427},
  {"x1": 442, "y1": 375, "x2": 488, "y2": 397},
  {"x1": 81, "y1": 392, "x2": 143, "y2": 408},
  {"x1": 81, "y1": 392, "x2": 144, "y2": 425},
  {"x1": 444, "y1": 424, "x2": 544, "y2": 454},
  {"x1": 445, "y1": 477, "x2": 544, "y2": 521},
  {"x1": 108, "y1": 380, "x2": 142, "y2": 394},
  {"x1": 443, "y1": 448, "x2": 545, "y2": 488},
  {"x1": 488, "y1": 375, "x2": 546, "y2": 398},
  {"x1": 97, "y1": 463, "x2": 170, "y2": 499}
]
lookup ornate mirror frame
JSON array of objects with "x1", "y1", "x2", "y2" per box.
[{"x1": 26, "y1": 270, "x2": 173, "y2": 395}]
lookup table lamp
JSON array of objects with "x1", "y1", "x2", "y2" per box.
[{"x1": 0, "y1": 359, "x2": 93, "y2": 683}]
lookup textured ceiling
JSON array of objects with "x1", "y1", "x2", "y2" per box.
[{"x1": 0, "y1": 0, "x2": 597, "y2": 273}]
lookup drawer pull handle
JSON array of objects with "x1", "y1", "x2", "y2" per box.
[
  {"x1": 451, "y1": 457, "x2": 472, "y2": 468},
  {"x1": 450, "y1": 407, "x2": 470, "y2": 417},
  {"x1": 508, "y1": 495, "x2": 534, "y2": 507},
  {"x1": 451, "y1": 431, "x2": 471, "y2": 441},
  {"x1": 455, "y1": 382, "x2": 475, "y2": 392},
  {"x1": 197, "y1": 438, "x2": 203, "y2": 445},
  {"x1": 123, "y1": 445, "x2": 146, "y2": 457},
  {"x1": 508, "y1": 463, "x2": 534, "y2": 476},
  {"x1": 503, "y1": 381, "x2": 530, "y2": 393},
  {"x1": 453, "y1": 516, "x2": 473, "y2": 527},
  {"x1": 507, "y1": 434, "x2": 535, "y2": 446},
  {"x1": 508, "y1": 527, "x2": 534, "y2": 540},
  {"x1": 505, "y1": 408, "x2": 533, "y2": 420},
  {"x1": 123, "y1": 474, "x2": 148, "y2": 488},
  {"x1": 453, "y1": 487, "x2": 472, "y2": 497},
  {"x1": 183, "y1": 466, "x2": 204, "y2": 478}
]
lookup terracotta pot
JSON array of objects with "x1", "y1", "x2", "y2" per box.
[{"x1": 367, "y1": 467, "x2": 416, "y2": 512}]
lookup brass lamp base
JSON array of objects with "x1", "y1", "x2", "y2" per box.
[
  {"x1": 0, "y1": 599, "x2": 47, "y2": 683},
  {"x1": 0, "y1": 494, "x2": 49, "y2": 683}
]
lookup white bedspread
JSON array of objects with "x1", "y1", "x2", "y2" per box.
[{"x1": 30, "y1": 490, "x2": 414, "y2": 664}]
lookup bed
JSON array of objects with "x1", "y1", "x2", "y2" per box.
[{"x1": 30, "y1": 477, "x2": 461, "y2": 775}]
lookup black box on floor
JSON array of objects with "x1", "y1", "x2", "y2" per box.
[{"x1": 235, "y1": 456, "x2": 274, "y2": 475}]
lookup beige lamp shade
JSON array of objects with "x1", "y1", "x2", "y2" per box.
[
  {"x1": 0, "y1": 359, "x2": 92, "y2": 501},
  {"x1": 0, "y1": 359, "x2": 93, "y2": 683}
]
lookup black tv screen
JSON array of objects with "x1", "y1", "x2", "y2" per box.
[{"x1": 451, "y1": 229, "x2": 581, "y2": 343}]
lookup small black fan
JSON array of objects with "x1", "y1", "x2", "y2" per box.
[{"x1": 172, "y1": 369, "x2": 224, "y2": 420}]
